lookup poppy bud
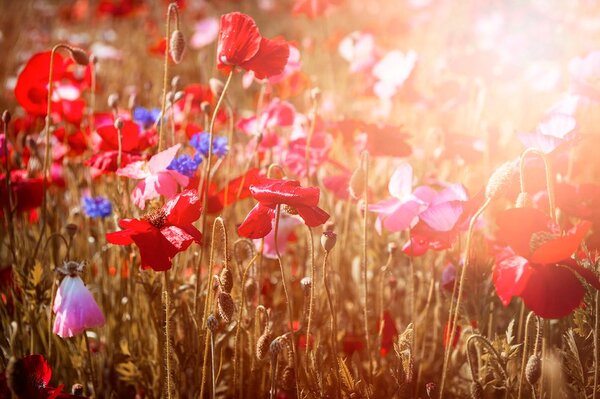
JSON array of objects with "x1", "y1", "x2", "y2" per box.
[
  {"x1": 217, "y1": 292, "x2": 235, "y2": 323},
  {"x1": 280, "y1": 366, "x2": 295, "y2": 391},
  {"x1": 321, "y1": 231, "x2": 337, "y2": 252},
  {"x1": 114, "y1": 117, "x2": 124, "y2": 130},
  {"x1": 71, "y1": 383, "x2": 84, "y2": 395},
  {"x1": 107, "y1": 93, "x2": 119, "y2": 109},
  {"x1": 425, "y1": 382, "x2": 436, "y2": 398},
  {"x1": 65, "y1": 223, "x2": 78, "y2": 239},
  {"x1": 323, "y1": 221, "x2": 335, "y2": 232},
  {"x1": 349, "y1": 166, "x2": 366, "y2": 199},
  {"x1": 525, "y1": 354, "x2": 542, "y2": 385},
  {"x1": 470, "y1": 381, "x2": 484, "y2": 399},
  {"x1": 171, "y1": 75, "x2": 181, "y2": 91},
  {"x1": 515, "y1": 191, "x2": 533, "y2": 208},
  {"x1": 173, "y1": 90, "x2": 185, "y2": 103},
  {"x1": 209, "y1": 78, "x2": 224, "y2": 98},
  {"x1": 69, "y1": 47, "x2": 89, "y2": 66},
  {"x1": 128, "y1": 93, "x2": 138, "y2": 110},
  {"x1": 270, "y1": 336, "x2": 284, "y2": 356},
  {"x1": 387, "y1": 242, "x2": 398, "y2": 254},
  {"x1": 300, "y1": 277, "x2": 311, "y2": 295},
  {"x1": 310, "y1": 87, "x2": 321, "y2": 102},
  {"x1": 200, "y1": 101, "x2": 211, "y2": 114},
  {"x1": 244, "y1": 278, "x2": 257, "y2": 301},
  {"x1": 207, "y1": 314, "x2": 219, "y2": 333},
  {"x1": 169, "y1": 30, "x2": 186, "y2": 64},
  {"x1": 219, "y1": 267, "x2": 233, "y2": 293},
  {"x1": 256, "y1": 331, "x2": 272, "y2": 361},
  {"x1": 485, "y1": 162, "x2": 517, "y2": 200},
  {"x1": 2, "y1": 110, "x2": 11, "y2": 124}
]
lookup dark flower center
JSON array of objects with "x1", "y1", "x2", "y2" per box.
[
  {"x1": 529, "y1": 231, "x2": 557, "y2": 254},
  {"x1": 144, "y1": 208, "x2": 167, "y2": 228},
  {"x1": 283, "y1": 204, "x2": 298, "y2": 215}
]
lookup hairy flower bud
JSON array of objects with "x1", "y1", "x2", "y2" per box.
[
  {"x1": 470, "y1": 381, "x2": 484, "y2": 399},
  {"x1": 69, "y1": 47, "x2": 90, "y2": 66},
  {"x1": 219, "y1": 267, "x2": 233, "y2": 293},
  {"x1": 525, "y1": 354, "x2": 542, "y2": 385},
  {"x1": 485, "y1": 161, "x2": 517, "y2": 200},
  {"x1": 217, "y1": 292, "x2": 235, "y2": 323},
  {"x1": 321, "y1": 231, "x2": 337, "y2": 252},
  {"x1": 256, "y1": 331, "x2": 272, "y2": 361},
  {"x1": 169, "y1": 30, "x2": 186, "y2": 64}
]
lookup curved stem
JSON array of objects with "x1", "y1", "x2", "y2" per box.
[
  {"x1": 360, "y1": 152, "x2": 373, "y2": 381},
  {"x1": 439, "y1": 196, "x2": 491, "y2": 398},
  {"x1": 518, "y1": 312, "x2": 539, "y2": 399},
  {"x1": 305, "y1": 226, "x2": 315, "y2": 359},
  {"x1": 519, "y1": 148, "x2": 557, "y2": 224}
]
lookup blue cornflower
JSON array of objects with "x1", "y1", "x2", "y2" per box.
[
  {"x1": 190, "y1": 132, "x2": 229, "y2": 158},
  {"x1": 82, "y1": 196, "x2": 112, "y2": 218},
  {"x1": 167, "y1": 154, "x2": 202, "y2": 178},
  {"x1": 133, "y1": 106, "x2": 161, "y2": 128}
]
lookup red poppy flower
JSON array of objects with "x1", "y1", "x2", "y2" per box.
[
  {"x1": 493, "y1": 207, "x2": 600, "y2": 318},
  {"x1": 0, "y1": 170, "x2": 44, "y2": 214},
  {"x1": 106, "y1": 190, "x2": 202, "y2": 271},
  {"x1": 14, "y1": 51, "x2": 90, "y2": 123},
  {"x1": 356, "y1": 123, "x2": 412, "y2": 158},
  {"x1": 217, "y1": 12, "x2": 290, "y2": 79},
  {"x1": 237, "y1": 179, "x2": 329, "y2": 239},
  {"x1": 377, "y1": 310, "x2": 398, "y2": 357}
]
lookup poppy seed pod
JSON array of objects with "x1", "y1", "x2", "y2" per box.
[
  {"x1": 217, "y1": 292, "x2": 235, "y2": 323},
  {"x1": 69, "y1": 47, "x2": 89, "y2": 66},
  {"x1": 114, "y1": 117, "x2": 124, "y2": 130},
  {"x1": 169, "y1": 30, "x2": 186, "y2": 64},
  {"x1": 300, "y1": 276, "x2": 312, "y2": 294},
  {"x1": 526, "y1": 354, "x2": 542, "y2": 385},
  {"x1": 2, "y1": 110, "x2": 11, "y2": 124},
  {"x1": 349, "y1": 166, "x2": 366, "y2": 199},
  {"x1": 206, "y1": 314, "x2": 219, "y2": 333},
  {"x1": 200, "y1": 101, "x2": 211, "y2": 114},
  {"x1": 256, "y1": 331, "x2": 272, "y2": 361},
  {"x1": 485, "y1": 161, "x2": 517, "y2": 200},
  {"x1": 219, "y1": 267, "x2": 233, "y2": 293},
  {"x1": 321, "y1": 231, "x2": 337, "y2": 252}
]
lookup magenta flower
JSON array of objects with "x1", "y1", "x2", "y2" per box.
[
  {"x1": 53, "y1": 261, "x2": 105, "y2": 338},
  {"x1": 369, "y1": 162, "x2": 436, "y2": 233},
  {"x1": 117, "y1": 144, "x2": 189, "y2": 209}
]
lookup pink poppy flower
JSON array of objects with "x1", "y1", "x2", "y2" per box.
[
  {"x1": 372, "y1": 50, "x2": 417, "y2": 100},
  {"x1": 53, "y1": 261, "x2": 105, "y2": 338},
  {"x1": 369, "y1": 162, "x2": 436, "y2": 234},
  {"x1": 569, "y1": 50, "x2": 600, "y2": 102},
  {"x1": 117, "y1": 144, "x2": 188, "y2": 209},
  {"x1": 338, "y1": 31, "x2": 377, "y2": 73},
  {"x1": 190, "y1": 17, "x2": 219, "y2": 49},
  {"x1": 518, "y1": 113, "x2": 577, "y2": 154}
]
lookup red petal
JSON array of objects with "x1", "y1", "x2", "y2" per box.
[
  {"x1": 250, "y1": 179, "x2": 320, "y2": 207},
  {"x1": 521, "y1": 264, "x2": 584, "y2": 319},
  {"x1": 15, "y1": 51, "x2": 66, "y2": 116},
  {"x1": 240, "y1": 37, "x2": 290, "y2": 79},
  {"x1": 217, "y1": 12, "x2": 261, "y2": 69},
  {"x1": 295, "y1": 204, "x2": 330, "y2": 227},
  {"x1": 217, "y1": 167, "x2": 263, "y2": 209},
  {"x1": 237, "y1": 203, "x2": 276, "y2": 239},
  {"x1": 530, "y1": 221, "x2": 592, "y2": 264},
  {"x1": 96, "y1": 120, "x2": 142, "y2": 152},
  {"x1": 164, "y1": 189, "x2": 202, "y2": 225},
  {"x1": 496, "y1": 207, "x2": 552, "y2": 257},
  {"x1": 161, "y1": 225, "x2": 197, "y2": 251},
  {"x1": 493, "y1": 249, "x2": 532, "y2": 306},
  {"x1": 23, "y1": 354, "x2": 52, "y2": 387}
]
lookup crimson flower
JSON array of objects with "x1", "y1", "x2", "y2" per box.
[
  {"x1": 0, "y1": 170, "x2": 44, "y2": 214},
  {"x1": 493, "y1": 207, "x2": 600, "y2": 318},
  {"x1": 106, "y1": 190, "x2": 202, "y2": 271},
  {"x1": 217, "y1": 12, "x2": 290, "y2": 79},
  {"x1": 237, "y1": 179, "x2": 329, "y2": 239}
]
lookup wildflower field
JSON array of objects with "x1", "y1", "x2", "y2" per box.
[{"x1": 2, "y1": 0, "x2": 600, "y2": 398}]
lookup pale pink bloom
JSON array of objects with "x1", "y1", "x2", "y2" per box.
[
  {"x1": 369, "y1": 163, "x2": 436, "y2": 234},
  {"x1": 254, "y1": 213, "x2": 302, "y2": 259},
  {"x1": 418, "y1": 184, "x2": 469, "y2": 232},
  {"x1": 338, "y1": 31, "x2": 377, "y2": 73},
  {"x1": 569, "y1": 50, "x2": 600, "y2": 101},
  {"x1": 53, "y1": 275, "x2": 105, "y2": 338},
  {"x1": 372, "y1": 50, "x2": 417, "y2": 99},
  {"x1": 117, "y1": 144, "x2": 188, "y2": 209},
  {"x1": 190, "y1": 18, "x2": 219, "y2": 49},
  {"x1": 518, "y1": 113, "x2": 577, "y2": 154}
]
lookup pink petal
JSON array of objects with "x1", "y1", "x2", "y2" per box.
[
  {"x1": 117, "y1": 160, "x2": 148, "y2": 179},
  {"x1": 420, "y1": 202, "x2": 463, "y2": 232},
  {"x1": 431, "y1": 184, "x2": 468, "y2": 204},
  {"x1": 388, "y1": 162, "x2": 413, "y2": 200},
  {"x1": 149, "y1": 144, "x2": 181, "y2": 174},
  {"x1": 53, "y1": 276, "x2": 105, "y2": 338},
  {"x1": 382, "y1": 200, "x2": 424, "y2": 232},
  {"x1": 412, "y1": 185, "x2": 438, "y2": 203}
]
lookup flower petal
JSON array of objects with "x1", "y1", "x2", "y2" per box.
[
  {"x1": 240, "y1": 37, "x2": 290, "y2": 80},
  {"x1": 388, "y1": 162, "x2": 413, "y2": 200},
  {"x1": 493, "y1": 249, "x2": 532, "y2": 306},
  {"x1": 238, "y1": 203, "x2": 276, "y2": 239},
  {"x1": 164, "y1": 189, "x2": 202, "y2": 225},
  {"x1": 217, "y1": 12, "x2": 262, "y2": 69},
  {"x1": 530, "y1": 221, "x2": 592, "y2": 264},
  {"x1": 496, "y1": 207, "x2": 552, "y2": 257},
  {"x1": 420, "y1": 201, "x2": 463, "y2": 232},
  {"x1": 149, "y1": 144, "x2": 182, "y2": 174},
  {"x1": 250, "y1": 179, "x2": 320, "y2": 207},
  {"x1": 296, "y1": 204, "x2": 330, "y2": 227}
]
